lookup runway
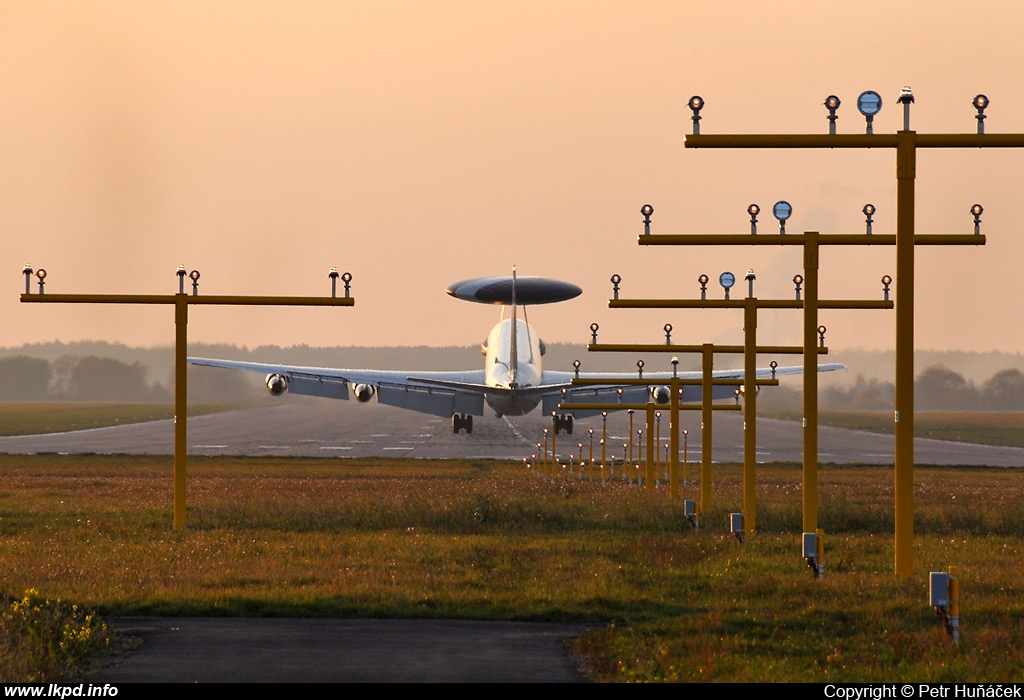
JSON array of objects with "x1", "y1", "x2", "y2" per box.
[{"x1": 2, "y1": 397, "x2": 1023, "y2": 466}]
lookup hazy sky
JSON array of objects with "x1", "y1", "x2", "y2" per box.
[{"x1": 3, "y1": 1, "x2": 1023, "y2": 366}]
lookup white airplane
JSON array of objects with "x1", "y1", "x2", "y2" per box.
[{"x1": 188, "y1": 270, "x2": 844, "y2": 435}]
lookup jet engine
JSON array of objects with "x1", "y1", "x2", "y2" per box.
[
  {"x1": 266, "y1": 373, "x2": 289, "y2": 396},
  {"x1": 651, "y1": 385, "x2": 671, "y2": 405},
  {"x1": 353, "y1": 383, "x2": 375, "y2": 402}
]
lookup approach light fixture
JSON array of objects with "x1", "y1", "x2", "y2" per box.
[
  {"x1": 671, "y1": 356, "x2": 679, "y2": 378},
  {"x1": 176, "y1": 265, "x2": 187, "y2": 293},
  {"x1": 590, "y1": 322, "x2": 599, "y2": 344},
  {"x1": 973, "y1": 94, "x2": 989, "y2": 134},
  {"x1": 881, "y1": 275, "x2": 893, "y2": 301},
  {"x1": 817, "y1": 325, "x2": 827, "y2": 348},
  {"x1": 824, "y1": 95, "x2": 841, "y2": 134},
  {"x1": 698, "y1": 274, "x2": 710, "y2": 300},
  {"x1": 793, "y1": 274, "x2": 804, "y2": 300},
  {"x1": 573, "y1": 359, "x2": 581, "y2": 379},
  {"x1": 637, "y1": 359, "x2": 645, "y2": 378},
  {"x1": 340, "y1": 271, "x2": 353, "y2": 297},
  {"x1": 863, "y1": 203, "x2": 876, "y2": 235},
  {"x1": 719, "y1": 271, "x2": 736, "y2": 300},
  {"x1": 329, "y1": 267, "x2": 340, "y2": 297},
  {"x1": 745, "y1": 269, "x2": 756, "y2": 298},
  {"x1": 770, "y1": 360, "x2": 778, "y2": 380},
  {"x1": 188, "y1": 269, "x2": 201, "y2": 295},
  {"x1": 897, "y1": 86, "x2": 915, "y2": 130},
  {"x1": 664, "y1": 323, "x2": 673, "y2": 345},
  {"x1": 610, "y1": 274, "x2": 621, "y2": 300},
  {"x1": 747, "y1": 203, "x2": 760, "y2": 235},
  {"x1": 773, "y1": 200, "x2": 792, "y2": 234},
  {"x1": 22, "y1": 265, "x2": 33, "y2": 295},
  {"x1": 641, "y1": 204, "x2": 654, "y2": 235},
  {"x1": 971, "y1": 204, "x2": 984, "y2": 235},
  {"x1": 34, "y1": 268, "x2": 46, "y2": 294},
  {"x1": 856, "y1": 90, "x2": 883, "y2": 134},
  {"x1": 688, "y1": 95, "x2": 704, "y2": 135}
]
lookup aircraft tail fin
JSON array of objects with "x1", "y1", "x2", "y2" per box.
[{"x1": 509, "y1": 265, "x2": 518, "y2": 388}]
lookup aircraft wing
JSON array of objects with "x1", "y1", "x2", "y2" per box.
[
  {"x1": 537, "y1": 362, "x2": 846, "y2": 417},
  {"x1": 188, "y1": 357, "x2": 490, "y2": 418}
]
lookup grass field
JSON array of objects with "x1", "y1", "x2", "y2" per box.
[
  {"x1": 767, "y1": 410, "x2": 1024, "y2": 449},
  {"x1": 1, "y1": 454, "x2": 1022, "y2": 682}
]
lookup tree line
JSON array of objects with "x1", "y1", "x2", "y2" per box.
[
  {"x1": 821, "y1": 366, "x2": 1024, "y2": 411},
  {"x1": 752, "y1": 365, "x2": 1024, "y2": 412},
  {"x1": 0, "y1": 355, "x2": 257, "y2": 403}
]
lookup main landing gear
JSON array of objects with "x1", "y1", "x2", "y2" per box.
[
  {"x1": 452, "y1": 413, "x2": 474, "y2": 434},
  {"x1": 552, "y1": 413, "x2": 573, "y2": 435}
]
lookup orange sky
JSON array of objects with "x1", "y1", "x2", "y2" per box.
[{"x1": 2, "y1": 1, "x2": 1023, "y2": 364}]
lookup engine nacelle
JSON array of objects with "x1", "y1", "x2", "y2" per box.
[
  {"x1": 353, "y1": 383, "x2": 375, "y2": 402},
  {"x1": 651, "y1": 385, "x2": 671, "y2": 405},
  {"x1": 266, "y1": 373, "x2": 289, "y2": 396}
]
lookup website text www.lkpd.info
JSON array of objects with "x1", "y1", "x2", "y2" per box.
[{"x1": 4, "y1": 685, "x2": 117, "y2": 698}]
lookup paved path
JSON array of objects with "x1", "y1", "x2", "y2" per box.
[{"x1": 89, "y1": 618, "x2": 591, "y2": 683}]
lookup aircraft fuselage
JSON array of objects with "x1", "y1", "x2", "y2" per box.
[{"x1": 482, "y1": 316, "x2": 543, "y2": 417}]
